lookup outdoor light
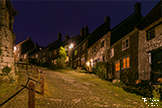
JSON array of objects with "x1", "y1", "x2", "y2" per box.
[
  {"x1": 86, "y1": 62, "x2": 90, "y2": 67},
  {"x1": 69, "y1": 43, "x2": 74, "y2": 49},
  {"x1": 14, "y1": 46, "x2": 16, "y2": 50}
]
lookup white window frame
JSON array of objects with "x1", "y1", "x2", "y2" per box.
[
  {"x1": 122, "y1": 37, "x2": 129, "y2": 51},
  {"x1": 110, "y1": 48, "x2": 114, "y2": 58}
]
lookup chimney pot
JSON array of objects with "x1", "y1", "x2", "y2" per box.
[
  {"x1": 65, "y1": 35, "x2": 70, "y2": 40},
  {"x1": 57, "y1": 32, "x2": 62, "y2": 41},
  {"x1": 84, "y1": 25, "x2": 89, "y2": 36},
  {"x1": 80, "y1": 27, "x2": 84, "y2": 36},
  {"x1": 28, "y1": 37, "x2": 31, "y2": 39},
  {"x1": 134, "y1": 2, "x2": 141, "y2": 13}
]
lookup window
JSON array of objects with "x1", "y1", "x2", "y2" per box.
[
  {"x1": 81, "y1": 57, "x2": 85, "y2": 65},
  {"x1": 17, "y1": 46, "x2": 19, "y2": 51},
  {"x1": 36, "y1": 54, "x2": 38, "y2": 58},
  {"x1": 101, "y1": 40, "x2": 104, "y2": 48},
  {"x1": 92, "y1": 47, "x2": 96, "y2": 54},
  {"x1": 24, "y1": 54, "x2": 26, "y2": 59},
  {"x1": 75, "y1": 50, "x2": 77, "y2": 56},
  {"x1": 123, "y1": 57, "x2": 130, "y2": 69},
  {"x1": 115, "y1": 61, "x2": 120, "y2": 72},
  {"x1": 122, "y1": 38, "x2": 129, "y2": 51},
  {"x1": 146, "y1": 28, "x2": 155, "y2": 41},
  {"x1": 17, "y1": 54, "x2": 19, "y2": 58},
  {"x1": 54, "y1": 50, "x2": 57, "y2": 55},
  {"x1": 43, "y1": 52, "x2": 45, "y2": 56},
  {"x1": 110, "y1": 48, "x2": 114, "y2": 58},
  {"x1": 49, "y1": 51, "x2": 52, "y2": 56}
]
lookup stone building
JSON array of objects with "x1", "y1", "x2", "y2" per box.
[
  {"x1": 87, "y1": 17, "x2": 110, "y2": 71},
  {"x1": 73, "y1": 17, "x2": 110, "y2": 69},
  {"x1": 14, "y1": 37, "x2": 35, "y2": 62},
  {"x1": 0, "y1": 0, "x2": 17, "y2": 75},
  {"x1": 107, "y1": 2, "x2": 143, "y2": 84},
  {"x1": 136, "y1": 1, "x2": 162, "y2": 83}
]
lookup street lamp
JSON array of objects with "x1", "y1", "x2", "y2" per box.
[{"x1": 69, "y1": 43, "x2": 74, "y2": 49}]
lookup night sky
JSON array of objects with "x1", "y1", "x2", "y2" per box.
[{"x1": 12, "y1": 0, "x2": 159, "y2": 47}]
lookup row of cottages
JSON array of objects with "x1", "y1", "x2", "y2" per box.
[
  {"x1": 73, "y1": 1, "x2": 162, "y2": 84},
  {"x1": 14, "y1": 37, "x2": 43, "y2": 62},
  {"x1": 30, "y1": 26, "x2": 88, "y2": 66}
]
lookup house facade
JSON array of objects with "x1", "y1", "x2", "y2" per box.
[
  {"x1": 14, "y1": 37, "x2": 35, "y2": 62},
  {"x1": 136, "y1": 1, "x2": 162, "y2": 83},
  {"x1": 0, "y1": 0, "x2": 17, "y2": 75}
]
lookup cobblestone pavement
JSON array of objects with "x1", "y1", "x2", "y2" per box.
[{"x1": 0, "y1": 67, "x2": 158, "y2": 108}]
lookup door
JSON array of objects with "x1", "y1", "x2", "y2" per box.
[{"x1": 152, "y1": 51, "x2": 162, "y2": 82}]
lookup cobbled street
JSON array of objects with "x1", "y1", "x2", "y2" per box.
[{"x1": 0, "y1": 67, "x2": 153, "y2": 108}]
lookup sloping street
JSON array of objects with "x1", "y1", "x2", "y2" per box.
[{"x1": 0, "y1": 67, "x2": 153, "y2": 108}]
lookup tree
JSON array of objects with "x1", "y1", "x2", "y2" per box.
[
  {"x1": 56, "y1": 46, "x2": 67, "y2": 68},
  {"x1": 58, "y1": 46, "x2": 67, "y2": 61}
]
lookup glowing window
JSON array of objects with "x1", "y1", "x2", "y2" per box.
[
  {"x1": 115, "y1": 61, "x2": 120, "y2": 71},
  {"x1": 123, "y1": 57, "x2": 130, "y2": 68}
]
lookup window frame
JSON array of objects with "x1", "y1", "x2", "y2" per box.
[
  {"x1": 114, "y1": 60, "x2": 120, "y2": 72},
  {"x1": 122, "y1": 56, "x2": 130, "y2": 69},
  {"x1": 122, "y1": 37, "x2": 129, "y2": 51},
  {"x1": 101, "y1": 40, "x2": 104, "y2": 48},
  {"x1": 146, "y1": 28, "x2": 155, "y2": 41},
  {"x1": 110, "y1": 48, "x2": 114, "y2": 58}
]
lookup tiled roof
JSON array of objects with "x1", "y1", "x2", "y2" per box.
[
  {"x1": 136, "y1": 1, "x2": 162, "y2": 30},
  {"x1": 88, "y1": 21, "x2": 110, "y2": 47},
  {"x1": 111, "y1": 12, "x2": 143, "y2": 46},
  {"x1": 74, "y1": 21, "x2": 110, "y2": 49}
]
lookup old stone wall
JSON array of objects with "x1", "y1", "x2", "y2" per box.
[{"x1": 138, "y1": 21, "x2": 162, "y2": 80}]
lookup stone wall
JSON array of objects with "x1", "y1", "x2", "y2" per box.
[
  {"x1": 107, "y1": 29, "x2": 139, "y2": 84},
  {"x1": 138, "y1": 19, "x2": 162, "y2": 80}
]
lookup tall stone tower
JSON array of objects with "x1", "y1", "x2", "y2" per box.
[{"x1": 0, "y1": 0, "x2": 17, "y2": 76}]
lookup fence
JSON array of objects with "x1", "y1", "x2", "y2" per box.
[{"x1": 16, "y1": 63, "x2": 44, "y2": 108}]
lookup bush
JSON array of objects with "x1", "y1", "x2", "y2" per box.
[
  {"x1": 94, "y1": 62, "x2": 107, "y2": 79},
  {"x1": 56, "y1": 58, "x2": 66, "y2": 69},
  {"x1": 2, "y1": 66, "x2": 12, "y2": 75}
]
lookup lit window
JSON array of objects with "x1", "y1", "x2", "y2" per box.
[
  {"x1": 110, "y1": 48, "x2": 114, "y2": 58},
  {"x1": 54, "y1": 50, "x2": 57, "y2": 55},
  {"x1": 101, "y1": 40, "x2": 104, "y2": 48},
  {"x1": 122, "y1": 38, "x2": 129, "y2": 51},
  {"x1": 115, "y1": 61, "x2": 120, "y2": 71},
  {"x1": 36, "y1": 54, "x2": 38, "y2": 58},
  {"x1": 75, "y1": 50, "x2": 77, "y2": 55},
  {"x1": 123, "y1": 57, "x2": 130, "y2": 68}
]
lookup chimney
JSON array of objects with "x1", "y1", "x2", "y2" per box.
[
  {"x1": 134, "y1": 2, "x2": 141, "y2": 13},
  {"x1": 28, "y1": 37, "x2": 31, "y2": 39},
  {"x1": 2, "y1": 0, "x2": 6, "y2": 6},
  {"x1": 84, "y1": 25, "x2": 89, "y2": 36},
  {"x1": 65, "y1": 35, "x2": 70, "y2": 40},
  {"x1": 104, "y1": 16, "x2": 110, "y2": 33},
  {"x1": 57, "y1": 32, "x2": 62, "y2": 41},
  {"x1": 80, "y1": 27, "x2": 84, "y2": 36}
]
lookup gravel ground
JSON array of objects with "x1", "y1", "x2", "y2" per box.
[{"x1": 0, "y1": 67, "x2": 160, "y2": 108}]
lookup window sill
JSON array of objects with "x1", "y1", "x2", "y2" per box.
[
  {"x1": 122, "y1": 66, "x2": 130, "y2": 70},
  {"x1": 122, "y1": 47, "x2": 129, "y2": 51}
]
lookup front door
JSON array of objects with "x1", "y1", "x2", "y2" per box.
[{"x1": 152, "y1": 50, "x2": 162, "y2": 82}]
